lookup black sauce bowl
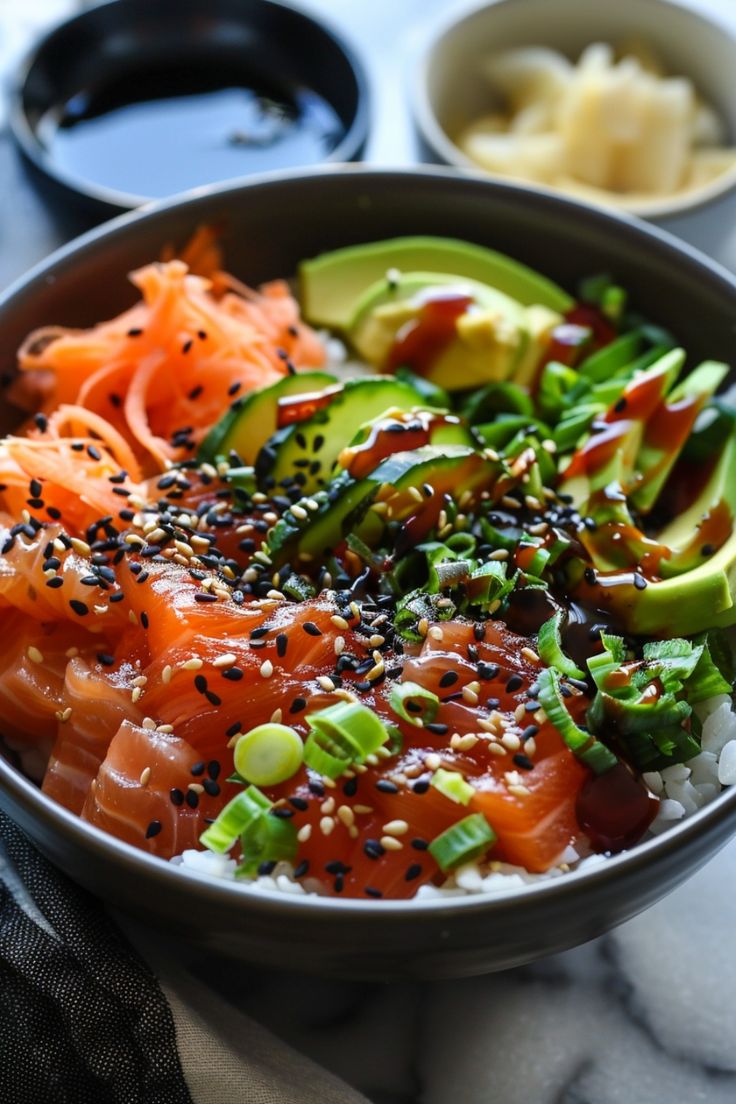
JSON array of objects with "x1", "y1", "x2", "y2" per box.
[
  {"x1": 8, "y1": 0, "x2": 370, "y2": 224},
  {"x1": 0, "y1": 166, "x2": 735, "y2": 979}
]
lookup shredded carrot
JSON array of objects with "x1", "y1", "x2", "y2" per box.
[{"x1": 12, "y1": 253, "x2": 326, "y2": 476}]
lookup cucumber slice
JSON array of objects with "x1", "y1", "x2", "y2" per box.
[
  {"x1": 198, "y1": 371, "x2": 336, "y2": 464},
  {"x1": 255, "y1": 377, "x2": 425, "y2": 492},
  {"x1": 267, "y1": 445, "x2": 502, "y2": 566}
]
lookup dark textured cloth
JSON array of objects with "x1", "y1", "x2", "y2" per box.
[{"x1": 0, "y1": 811, "x2": 192, "y2": 1104}]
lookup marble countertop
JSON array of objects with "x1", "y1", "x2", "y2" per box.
[{"x1": 1, "y1": 2, "x2": 736, "y2": 1101}]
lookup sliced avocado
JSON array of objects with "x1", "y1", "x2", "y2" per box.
[
  {"x1": 199, "y1": 371, "x2": 336, "y2": 464},
  {"x1": 513, "y1": 305, "x2": 563, "y2": 388},
  {"x1": 591, "y1": 530, "x2": 736, "y2": 636},
  {"x1": 630, "y1": 361, "x2": 728, "y2": 514},
  {"x1": 254, "y1": 377, "x2": 425, "y2": 493},
  {"x1": 267, "y1": 445, "x2": 501, "y2": 566},
  {"x1": 347, "y1": 271, "x2": 528, "y2": 383},
  {"x1": 558, "y1": 348, "x2": 686, "y2": 512},
  {"x1": 299, "y1": 236, "x2": 572, "y2": 330},
  {"x1": 658, "y1": 426, "x2": 736, "y2": 578}
]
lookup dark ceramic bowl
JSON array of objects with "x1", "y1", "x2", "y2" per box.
[
  {"x1": 1, "y1": 167, "x2": 735, "y2": 979},
  {"x1": 8, "y1": 0, "x2": 370, "y2": 222}
]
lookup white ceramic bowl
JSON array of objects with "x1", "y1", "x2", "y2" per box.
[{"x1": 413, "y1": 0, "x2": 736, "y2": 219}]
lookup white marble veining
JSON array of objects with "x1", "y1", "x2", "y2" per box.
[{"x1": 2, "y1": 2, "x2": 736, "y2": 1101}]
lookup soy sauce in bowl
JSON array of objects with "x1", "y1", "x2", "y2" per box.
[{"x1": 37, "y1": 60, "x2": 345, "y2": 201}]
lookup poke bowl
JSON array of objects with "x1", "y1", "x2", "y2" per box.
[{"x1": 0, "y1": 165, "x2": 735, "y2": 979}]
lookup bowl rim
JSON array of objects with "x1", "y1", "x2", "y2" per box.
[
  {"x1": 411, "y1": 0, "x2": 736, "y2": 221},
  {"x1": 1, "y1": 161, "x2": 736, "y2": 920},
  {"x1": 6, "y1": 0, "x2": 372, "y2": 213}
]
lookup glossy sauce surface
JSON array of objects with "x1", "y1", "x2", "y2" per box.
[{"x1": 38, "y1": 61, "x2": 344, "y2": 199}]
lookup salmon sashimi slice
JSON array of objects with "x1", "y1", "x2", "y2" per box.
[
  {"x1": 42, "y1": 655, "x2": 144, "y2": 814},
  {"x1": 81, "y1": 720, "x2": 239, "y2": 857},
  {"x1": 0, "y1": 523, "x2": 128, "y2": 631}
]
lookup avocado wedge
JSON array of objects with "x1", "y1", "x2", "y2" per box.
[{"x1": 299, "y1": 235, "x2": 573, "y2": 330}]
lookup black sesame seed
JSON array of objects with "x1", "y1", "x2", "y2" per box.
[
  {"x1": 289, "y1": 796, "x2": 309, "y2": 812},
  {"x1": 46, "y1": 506, "x2": 62, "y2": 520},
  {"x1": 521, "y1": 724, "x2": 539, "y2": 741},
  {"x1": 203, "y1": 778, "x2": 220, "y2": 797},
  {"x1": 505, "y1": 674, "x2": 524, "y2": 692},
  {"x1": 276, "y1": 632, "x2": 288, "y2": 657},
  {"x1": 70, "y1": 599, "x2": 88, "y2": 616},
  {"x1": 583, "y1": 566, "x2": 597, "y2": 585},
  {"x1": 405, "y1": 864, "x2": 422, "y2": 882},
  {"x1": 170, "y1": 788, "x2": 184, "y2": 806},
  {"x1": 302, "y1": 621, "x2": 322, "y2": 637},
  {"x1": 194, "y1": 592, "x2": 218, "y2": 603},
  {"x1": 140, "y1": 611, "x2": 149, "y2": 629},
  {"x1": 97, "y1": 653, "x2": 115, "y2": 667},
  {"x1": 289, "y1": 697, "x2": 306, "y2": 714},
  {"x1": 185, "y1": 790, "x2": 199, "y2": 809},
  {"x1": 439, "y1": 670, "x2": 459, "y2": 689},
  {"x1": 364, "y1": 839, "x2": 385, "y2": 860},
  {"x1": 225, "y1": 722, "x2": 242, "y2": 738},
  {"x1": 411, "y1": 837, "x2": 429, "y2": 850},
  {"x1": 477, "y1": 662, "x2": 500, "y2": 680},
  {"x1": 191, "y1": 761, "x2": 206, "y2": 776},
  {"x1": 194, "y1": 674, "x2": 208, "y2": 694},
  {"x1": 412, "y1": 780, "x2": 430, "y2": 795},
  {"x1": 87, "y1": 445, "x2": 102, "y2": 461},
  {"x1": 271, "y1": 806, "x2": 293, "y2": 818},
  {"x1": 34, "y1": 414, "x2": 48, "y2": 432},
  {"x1": 425, "y1": 722, "x2": 449, "y2": 736},
  {"x1": 293, "y1": 860, "x2": 309, "y2": 878},
  {"x1": 127, "y1": 327, "x2": 143, "y2": 337},
  {"x1": 513, "y1": 753, "x2": 535, "y2": 771},
  {"x1": 145, "y1": 820, "x2": 162, "y2": 839},
  {"x1": 375, "y1": 779, "x2": 399, "y2": 794},
  {"x1": 633, "y1": 574, "x2": 648, "y2": 590},
  {"x1": 46, "y1": 577, "x2": 64, "y2": 589},
  {"x1": 258, "y1": 861, "x2": 276, "y2": 876},
  {"x1": 342, "y1": 776, "x2": 358, "y2": 797},
  {"x1": 364, "y1": 887, "x2": 383, "y2": 898},
  {"x1": 701, "y1": 543, "x2": 715, "y2": 556}
]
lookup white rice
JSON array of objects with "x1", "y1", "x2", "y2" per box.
[{"x1": 173, "y1": 693, "x2": 736, "y2": 900}]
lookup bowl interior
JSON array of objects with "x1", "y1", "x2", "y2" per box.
[
  {"x1": 12, "y1": 0, "x2": 369, "y2": 211},
  {"x1": 1, "y1": 166, "x2": 736, "y2": 975},
  {"x1": 416, "y1": 0, "x2": 736, "y2": 217}
]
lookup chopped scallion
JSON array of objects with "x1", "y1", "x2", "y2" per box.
[
  {"x1": 199, "y1": 785, "x2": 271, "y2": 853},
  {"x1": 537, "y1": 611, "x2": 585, "y2": 679},
  {"x1": 234, "y1": 724, "x2": 304, "y2": 787},
  {"x1": 430, "y1": 768, "x2": 474, "y2": 805},
  {"x1": 389, "y1": 682, "x2": 440, "y2": 727},
  {"x1": 428, "y1": 813, "x2": 496, "y2": 872}
]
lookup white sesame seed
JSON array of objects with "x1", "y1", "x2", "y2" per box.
[
  {"x1": 27, "y1": 646, "x2": 44, "y2": 664},
  {"x1": 417, "y1": 617, "x2": 429, "y2": 637},
  {"x1": 508, "y1": 784, "x2": 531, "y2": 798},
  {"x1": 260, "y1": 659, "x2": 274, "y2": 679},
  {"x1": 270, "y1": 708, "x2": 283, "y2": 724},
  {"x1": 334, "y1": 636, "x2": 345, "y2": 656},
  {"x1": 382, "y1": 819, "x2": 409, "y2": 836},
  {"x1": 488, "y1": 548, "x2": 509, "y2": 561},
  {"x1": 212, "y1": 652, "x2": 237, "y2": 668},
  {"x1": 489, "y1": 743, "x2": 507, "y2": 757},
  {"x1": 55, "y1": 706, "x2": 72, "y2": 724},
  {"x1": 337, "y1": 805, "x2": 355, "y2": 828},
  {"x1": 428, "y1": 626, "x2": 444, "y2": 641},
  {"x1": 290, "y1": 504, "x2": 308, "y2": 520},
  {"x1": 131, "y1": 687, "x2": 142, "y2": 704},
  {"x1": 320, "y1": 816, "x2": 335, "y2": 836},
  {"x1": 182, "y1": 657, "x2": 203, "y2": 671},
  {"x1": 70, "y1": 537, "x2": 91, "y2": 557},
  {"x1": 189, "y1": 783, "x2": 205, "y2": 795},
  {"x1": 501, "y1": 732, "x2": 521, "y2": 751},
  {"x1": 139, "y1": 767, "x2": 151, "y2": 786},
  {"x1": 331, "y1": 614, "x2": 349, "y2": 630},
  {"x1": 462, "y1": 687, "x2": 479, "y2": 705},
  {"x1": 156, "y1": 724, "x2": 174, "y2": 734},
  {"x1": 380, "y1": 835, "x2": 403, "y2": 851},
  {"x1": 131, "y1": 675, "x2": 147, "y2": 688},
  {"x1": 320, "y1": 797, "x2": 336, "y2": 815},
  {"x1": 521, "y1": 647, "x2": 540, "y2": 664},
  {"x1": 425, "y1": 752, "x2": 442, "y2": 771},
  {"x1": 353, "y1": 804, "x2": 374, "y2": 815},
  {"x1": 297, "y1": 824, "x2": 312, "y2": 843},
  {"x1": 162, "y1": 665, "x2": 173, "y2": 685}
]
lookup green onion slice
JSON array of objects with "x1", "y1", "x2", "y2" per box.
[
  {"x1": 430, "y1": 768, "x2": 474, "y2": 806},
  {"x1": 537, "y1": 611, "x2": 585, "y2": 679},
  {"x1": 429, "y1": 814, "x2": 496, "y2": 873},
  {"x1": 234, "y1": 724, "x2": 304, "y2": 787},
  {"x1": 237, "y1": 813, "x2": 298, "y2": 876},
  {"x1": 537, "y1": 667, "x2": 617, "y2": 775},
  {"x1": 389, "y1": 682, "x2": 440, "y2": 728},
  {"x1": 304, "y1": 701, "x2": 389, "y2": 779},
  {"x1": 199, "y1": 785, "x2": 272, "y2": 853}
]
